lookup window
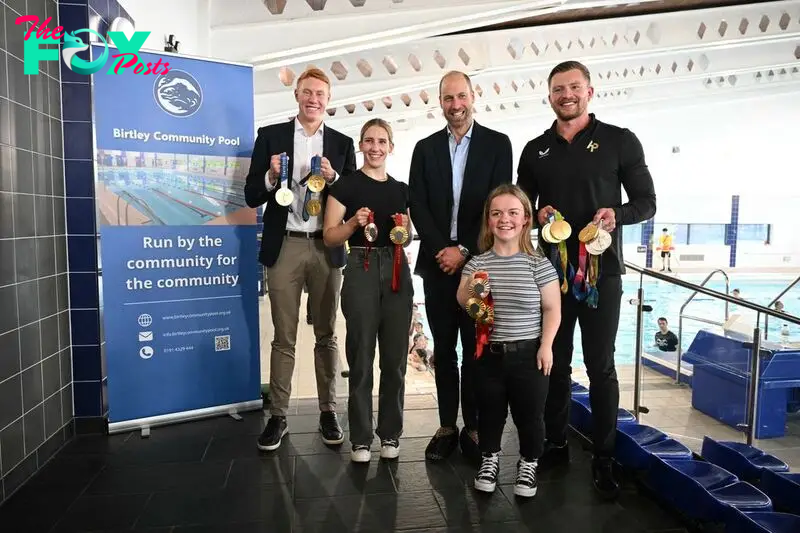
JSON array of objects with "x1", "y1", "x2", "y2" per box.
[
  {"x1": 688, "y1": 224, "x2": 726, "y2": 245},
  {"x1": 737, "y1": 224, "x2": 770, "y2": 242}
]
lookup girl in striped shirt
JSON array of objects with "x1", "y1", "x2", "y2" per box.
[{"x1": 456, "y1": 183, "x2": 561, "y2": 498}]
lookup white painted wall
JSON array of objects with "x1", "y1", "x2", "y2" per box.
[{"x1": 118, "y1": 0, "x2": 209, "y2": 58}]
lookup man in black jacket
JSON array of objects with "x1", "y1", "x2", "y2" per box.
[
  {"x1": 245, "y1": 67, "x2": 356, "y2": 452},
  {"x1": 517, "y1": 60, "x2": 656, "y2": 499},
  {"x1": 409, "y1": 70, "x2": 513, "y2": 464}
]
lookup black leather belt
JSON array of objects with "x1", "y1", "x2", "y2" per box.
[
  {"x1": 286, "y1": 230, "x2": 323, "y2": 239},
  {"x1": 487, "y1": 338, "x2": 540, "y2": 354}
]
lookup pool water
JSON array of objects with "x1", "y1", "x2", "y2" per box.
[{"x1": 411, "y1": 274, "x2": 799, "y2": 366}]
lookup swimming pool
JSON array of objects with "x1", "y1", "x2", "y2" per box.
[{"x1": 411, "y1": 273, "x2": 799, "y2": 366}]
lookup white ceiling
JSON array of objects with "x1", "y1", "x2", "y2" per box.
[{"x1": 203, "y1": 0, "x2": 799, "y2": 135}]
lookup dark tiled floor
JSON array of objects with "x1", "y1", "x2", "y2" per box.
[{"x1": 0, "y1": 396, "x2": 689, "y2": 532}]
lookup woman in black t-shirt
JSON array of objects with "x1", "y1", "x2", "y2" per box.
[{"x1": 323, "y1": 118, "x2": 413, "y2": 463}]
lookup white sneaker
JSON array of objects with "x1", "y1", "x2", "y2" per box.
[
  {"x1": 380, "y1": 439, "x2": 400, "y2": 459},
  {"x1": 474, "y1": 452, "x2": 500, "y2": 493},
  {"x1": 351, "y1": 445, "x2": 370, "y2": 463}
]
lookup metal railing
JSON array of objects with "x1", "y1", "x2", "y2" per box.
[
  {"x1": 675, "y1": 269, "x2": 730, "y2": 385},
  {"x1": 764, "y1": 273, "x2": 800, "y2": 339},
  {"x1": 625, "y1": 261, "x2": 800, "y2": 446}
]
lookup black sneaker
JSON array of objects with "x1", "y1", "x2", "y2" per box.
[
  {"x1": 538, "y1": 440, "x2": 570, "y2": 469},
  {"x1": 474, "y1": 452, "x2": 500, "y2": 493},
  {"x1": 592, "y1": 456, "x2": 621, "y2": 500},
  {"x1": 459, "y1": 427, "x2": 481, "y2": 465},
  {"x1": 425, "y1": 427, "x2": 458, "y2": 461},
  {"x1": 319, "y1": 411, "x2": 344, "y2": 445},
  {"x1": 257, "y1": 415, "x2": 288, "y2": 451},
  {"x1": 514, "y1": 458, "x2": 538, "y2": 498}
]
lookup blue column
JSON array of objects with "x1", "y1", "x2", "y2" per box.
[
  {"x1": 729, "y1": 195, "x2": 740, "y2": 268},
  {"x1": 61, "y1": 0, "x2": 136, "y2": 433},
  {"x1": 642, "y1": 219, "x2": 655, "y2": 268}
]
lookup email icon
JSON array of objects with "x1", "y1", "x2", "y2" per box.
[{"x1": 138, "y1": 331, "x2": 153, "y2": 342}]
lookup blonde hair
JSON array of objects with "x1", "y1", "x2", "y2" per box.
[
  {"x1": 359, "y1": 118, "x2": 394, "y2": 145},
  {"x1": 477, "y1": 184, "x2": 542, "y2": 258},
  {"x1": 296, "y1": 67, "x2": 331, "y2": 90}
]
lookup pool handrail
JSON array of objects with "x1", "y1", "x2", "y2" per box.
[
  {"x1": 676, "y1": 269, "x2": 730, "y2": 385},
  {"x1": 624, "y1": 261, "x2": 800, "y2": 446},
  {"x1": 763, "y1": 273, "x2": 800, "y2": 339}
]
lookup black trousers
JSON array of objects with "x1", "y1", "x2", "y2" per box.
[
  {"x1": 544, "y1": 274, "x2": 622, "y2": 456},
  {"x1": 422, "y1": 268, "x2": 478, "y2": 431},
  {"x1": 341, "y1": 248, "x2": 413, "y2": 446},
  {"x1": 476, "y1": 339, "x2": 549, "y2": 460}
]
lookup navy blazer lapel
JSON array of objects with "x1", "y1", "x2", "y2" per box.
[
  {"x1": 435, "y1": 127, "x2": 453, "y2": 212},
  {"x1": 322, "y1": 124, "x2": 335, "y2": 160}
]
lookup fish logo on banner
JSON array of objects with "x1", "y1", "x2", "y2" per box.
[{"x1": 153, "y1": 69, "x2": 203, "y2": 118}]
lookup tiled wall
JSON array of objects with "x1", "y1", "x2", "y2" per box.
[
  {"x1": 0, "y1": 0, "x2": 74, "y2": 505},
  {"x1": 0, "y1": 0, "x2": 134, "y2": 505},
  {"x1": 60, "y1": 0, "x2": 133, "y2": 430},
  {"x1": 728, "y1": 195, "x2": 740, "y2": 268}
]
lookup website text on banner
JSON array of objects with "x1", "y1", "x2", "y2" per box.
[{"x1": 91, "y1": 44, "x2": 260, "y2": 430}]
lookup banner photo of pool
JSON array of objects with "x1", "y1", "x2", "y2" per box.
[{"x1": 91, "y1": 45, "x2": 261, "y2": 431}]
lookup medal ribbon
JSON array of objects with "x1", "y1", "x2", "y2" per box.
[
  {"x1": 391, "y1": 214, "x2": 403, "y2": 293},
  {"x1": 553, "y1": 211, "x2": 571, "y2": 294},
  {"x1": 586, "y1": 220, "x2": 606, "y2": 309},
  {"x1": 473, "y1": 273, "x2": 494, "y2": 359},
  {"x1": 364, "y1": 211, "x2": 375, "y2": 271},
  {"x1": 572, "y1": 241, "x2": 588, "y2": 301}
]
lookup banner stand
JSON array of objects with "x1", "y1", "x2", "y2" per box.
[
  {"x1": 91, "y1": 45, "x2": 263, "y2": 433},
  {"x1": 108, "y1": 399, "x2": 263, "y2": 435}
]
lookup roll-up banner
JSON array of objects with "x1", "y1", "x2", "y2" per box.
[{"x1": 91, "y1": 45, "x2": 262, "y2": 433}]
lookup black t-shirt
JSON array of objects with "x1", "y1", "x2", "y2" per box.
[
  {"x1": 517, "y1": 114, "x2": 656, "y2": 276},
  {"x1": 655, "y1": 330, "x2": 678, "y2": 351},
  {"x1": 328, "y1": 170, "x2": 409, "y2": 248}
]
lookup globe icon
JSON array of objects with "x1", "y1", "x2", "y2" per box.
[
  {"x1": 138, "y1": 314, "x2": 152, "y2": 328},
  {"x1": 153, "y1": 70, "x2": 203, "y2": 118}
]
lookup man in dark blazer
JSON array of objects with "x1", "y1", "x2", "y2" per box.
[
  {"x1": 245, "y1": 67, "x2": 356, "y2": 453},
  {"x1": 409, "y1": 70, "x2": 513, "y2": 464}
]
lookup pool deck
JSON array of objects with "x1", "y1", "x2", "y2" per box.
[{"x1": 259, "y1": 294, "x2": 800, "y2": 472}]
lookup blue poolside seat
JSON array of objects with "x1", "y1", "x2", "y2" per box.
[
  {"x1": 569, "y1": 395, "x2": 636, "y2": 436},
  {"x1": 760, "y1": 470, "x2": 800, "y2": 515},
  {"x1": 615, "y1": 423, "x2": 692, "y2": 470},
  {"x1": 701, "y1": 438, "x2": 790, "y2": 481},
  {"x1": 680, "y1": 330, "x2": 800, "y2": 438},
  {"x1": 648, "y1": 459, "x2": 772, "y2": 523},
  {"x1": 728, "y1": 511, "x2": 800, "y2": 533},
  {"x1": 571, "y1": 381, "x2": 589, "y2": 396}
]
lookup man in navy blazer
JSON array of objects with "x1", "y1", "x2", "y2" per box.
[
  {"x1": 409, "y1": 71, "x2": 513, "y2": 464},
  {"x1": 245, "y1": 67, "x2": 356, "y2": 453}
]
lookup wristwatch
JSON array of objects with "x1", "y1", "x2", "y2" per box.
[{"x1": 457, "y1": 245, "x2": 469, "y2": 258}]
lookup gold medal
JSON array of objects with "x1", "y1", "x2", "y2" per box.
[
  {"x1": 549, "y1": 219, "x2": 572, "y2": 241},
  {"x1": 275, "y1": 188, "x2": 294, "y2": 207},
  {"x1": 364, "y1": 222, "x2": 378, "y2": 242},
  {"x1": 586, "y1": 228, "x2": 612, "y2": 255},
  {"x1": 578, "y1": 223, "x2": 599, "y2": 243},
  {"x1": 466, "y1": 297, "x2": 487, "y2": 320},
  {"x1": 479, "y1": 306, "x2": 495, "y2": 325},
  {"x1": 307, "y1": 175, "x2": 325, "y2": 193},
  {"x1": 469, "y1": 277, "x2": 490, "y2": 299},
  {"x1": 541, "y1": 224, "x2": 555, "y2": 243},
  {"x1": 305, "y1": 197, "x2": 321, "y2": 216},
  {"x1": 389, "y1": 226, "x2": 409, "y2": 245}
]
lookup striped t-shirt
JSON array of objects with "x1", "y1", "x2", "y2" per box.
[{"x1": 462, "y1": 250, "x2": 559, "y2": 342}]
